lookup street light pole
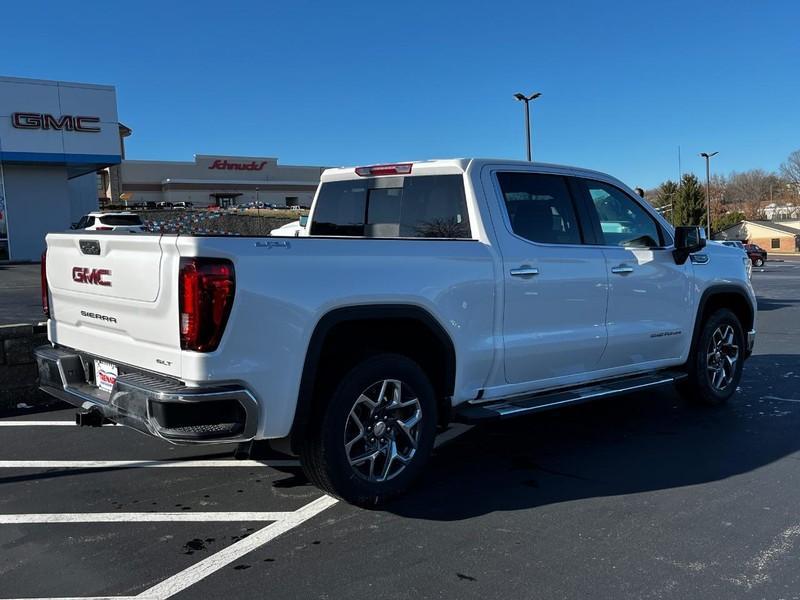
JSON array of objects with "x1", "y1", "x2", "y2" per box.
[
  {"x1": 700, "y1": 152, "x2": 718, "y2": 235},
  {"x1": 514, "y1": 92, "x2": 541, "y2": 161}
]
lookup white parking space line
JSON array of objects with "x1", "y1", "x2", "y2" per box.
[
  {"x1": 0, "y1": 421, "x2": 118, "y2": 427},
  {"x1": 0, "y1": 511, "x2": 295, "y2": 524},
  {"x1": 0, "y1": 459, "x2": 299, "y2": 469},
  {"x1": 1, "y1": 597, "x2": 134, "y2": 600},
  {"x1": 136, "y1": 495, "x2": 338, "y2": 599},
  {"x1": 0, "y1": 421, "x2": 469, "y2": 599},
  {"x1": 0, "y1": 496, "x2": 339, "y2": 600},
  {"x1": 762, "y1": 395, "x2": 800, "y2": 403}
]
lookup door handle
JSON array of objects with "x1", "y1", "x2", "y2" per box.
[
  {"x1": 510, "y1": 266, "x2": 539, "y2": 277},
  {"x1": 611, "y1": 265, "x2": 634, "y2": 275}
]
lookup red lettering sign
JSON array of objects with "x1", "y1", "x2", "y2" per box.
[
  {"x1": 12, "y1": 112, "x2": 100, "y2": 133},
  {"x1": 208, "y1": 159, "x2": 268, "y2": 171},
  {"x1": 72, "y1": 267, "x2": 112, "y2": 286}
]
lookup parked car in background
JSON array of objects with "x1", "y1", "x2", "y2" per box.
[
  {"x1": 721, "y1": 240, "x2": 745, "y2": 251},
  {"x1": 719, "y1": 241, "x2": 752, "y2": 278},
  {"x1": 744, "y1": 243, "x2": 767, "y2": 267},
  {"x1": 157, "y1": 201, "x2": 173, "y2": 209},
  {"x1": 173, "y1": 201, "x2": 193, "y2": 209},
  {"x1": 270, "y1": 215, "x2": 308, "y2": 237},
  {"x1": 72, "y1": 211, "x2": 145, "y2": 233}
]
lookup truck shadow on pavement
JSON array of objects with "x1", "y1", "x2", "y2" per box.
[
  {"x1": 757, "y1": 297, "x2": 800, "y2": 311},
  {"x1": 386, "y1": 353, "x2": 800, "y2": 521}
]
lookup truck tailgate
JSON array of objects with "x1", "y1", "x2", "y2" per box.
[{"x1": 45, "y1": 233, "x2": 182, "y2": 378}]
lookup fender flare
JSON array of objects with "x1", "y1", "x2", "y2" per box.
[
  {"x1": 290, "y1": 304, "x2": 457, "y2": 451},
  {"x1": 688, "y1": 284, "x2": 755, "y2": 358}
]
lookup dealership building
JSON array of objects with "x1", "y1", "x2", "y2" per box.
[
  {"x1": 112, "y1": 155, "x2": 325, "y2": 208},
  {"x1": 0, "y1": 76, "x2": 123, "y2": 261},
  {"x1": 0, "y1": 75, "x2": 325, "y2": 262}
]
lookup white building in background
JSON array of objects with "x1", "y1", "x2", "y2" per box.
[
  {"x1": 0, "y1": 76, "x2": 123, "y2": 261},
  {"x1": 762, "y1": 203, "x2": 799, "y2": 221},
  {"x1": 112, "y1": 155, "x2": 325, "y2": 209}
]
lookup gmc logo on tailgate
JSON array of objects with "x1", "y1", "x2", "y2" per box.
[{"x1": 72, "y1": 267, "x2": 111, "y2": 286}]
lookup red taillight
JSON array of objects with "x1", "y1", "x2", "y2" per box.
[
  {"x1": 179, "y1": 258, "x2": 235, "y2": 352},
  {"x1": 41, "y1": 250, "x2": 50, "y2": 318},
  {"x1": 355, "y1": 163, "x2": 413, "y2": 177},
  {"x1": 95, "y1": 226, "x2": 113, "y2": 231}
]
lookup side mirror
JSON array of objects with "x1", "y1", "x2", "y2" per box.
[
  {"x1": 299, "y1": 215, "x2": 308, "y2": 228},
  {"x1": 673, "y1": 226, "x2": 707, "y2": 264}
]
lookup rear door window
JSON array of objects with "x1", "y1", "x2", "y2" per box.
[
  {"x1": 496, "y1": 172, "x2": 583, "y2": 245},
  {"x1": 309, "y1": 175, "x2": 471, "y2": 238}
]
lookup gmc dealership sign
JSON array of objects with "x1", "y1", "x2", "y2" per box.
[
  {"x1": 12, "y1": 112, "x2": 101, "y2": 133},
  {"x1": 208, "y1": 159, "x2": 268, "y2": 171}
]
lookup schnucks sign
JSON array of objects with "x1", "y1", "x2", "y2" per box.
[{"x1": 208, "y1": 159, "x2": 268, "y2": 171}]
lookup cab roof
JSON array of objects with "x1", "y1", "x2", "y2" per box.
[{"x1": 320, "y1": 158, "x2": 626, "y2": 187}]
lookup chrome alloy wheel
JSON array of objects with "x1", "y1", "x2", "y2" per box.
[
  {"x1": 344, "y1": 379, "x2": 422, "y2": 483},
  {"x1": 706, "y1": 324, "x2": 740, "y2": 391}
]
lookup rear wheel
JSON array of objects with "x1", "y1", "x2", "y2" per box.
[
  {"x1": 753, "y1": 257, "x2": 764, "y2": 267},
  {"x1": 299, "y1": 354, "x2": 437, "y2": 506},
  {"x1": 677, "y1": 308, "x2": 744, "y2": 405}
]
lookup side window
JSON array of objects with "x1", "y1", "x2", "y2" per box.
[
  {"x1": 584, "y1": 180, "x2": 662, "y2": 248},
  {"x1": 496, "y1": 172, "x2": 582, "y2": 245}
]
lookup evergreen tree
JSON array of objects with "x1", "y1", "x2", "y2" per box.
[
  {"x1": 653, "y1": 180, "x2": 679, "y2": 221},
  {"x1": 673, "y1": 173, "x2": 706, "y2": 227},
  {"x1": 713, "y1": 211, "x2": 746, "y2": 233}
]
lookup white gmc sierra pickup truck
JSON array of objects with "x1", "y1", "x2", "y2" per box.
[{"x1": 36, "y1": 159, "x2": 757, "y2": 505}]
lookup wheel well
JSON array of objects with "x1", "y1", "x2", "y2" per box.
[
  {"x1": 687, "y1": 288, "x2": 754, "y2": 363},
  {"x1": 700, "y1": 291, "x2": 754, "y2": 333},
  {"x1": 291, "y1": 307, "x2": 456, "y2": 452}
]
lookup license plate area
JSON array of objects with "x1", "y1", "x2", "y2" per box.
[{"x1": 94, "y1": 360, "x2": 118, "y2": 393}]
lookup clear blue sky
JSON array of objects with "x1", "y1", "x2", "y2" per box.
[{"x1": 3, "y1": 0, "x2": 798, "y2": 188}]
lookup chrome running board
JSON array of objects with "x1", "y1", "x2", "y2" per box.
[{"x1": 455, "y1": 370, "x2": 687, "y2": 423}]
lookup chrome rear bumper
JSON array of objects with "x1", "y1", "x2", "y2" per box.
[{"x1": 34, "y1": 345, "x2": 259, "y2": 444}]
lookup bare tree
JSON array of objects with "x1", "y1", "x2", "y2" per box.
[
  {"x1": 780, "y1": 149, "x2": 800, "y2": 188},
  {"x1": 725, "y1": 169, "x2": 782, "y2": 219}
]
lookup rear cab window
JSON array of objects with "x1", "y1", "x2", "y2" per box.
[
  {"x1": 309, "y1": 174, "x2": 471, "y2": 238},
  {"x1": 99, "y1": 215, "x2": 143, "y2": 227}
]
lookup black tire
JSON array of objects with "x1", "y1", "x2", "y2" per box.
[
  {"x1": 677, "y1": 308, "x2": 745, "y2": 406},
  {"x1": 753, "y1": 257, "x2": 764, "y2": 267},
  {"x1": 299, "y1": 353, "x2": 437, "y2": 506}
]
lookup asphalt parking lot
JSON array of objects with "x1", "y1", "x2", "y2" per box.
[{"x1": 2, "y1": 256, "x2": 800, "y2": 600}]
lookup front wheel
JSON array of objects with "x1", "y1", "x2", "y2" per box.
[
  {"x1": 299, "y1": 354, "x2": 437, "y2": 506},
  {"x1": 677, "y1": 308, "x2": 744, "y2": 405}
]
